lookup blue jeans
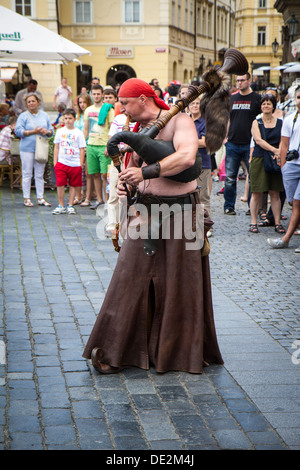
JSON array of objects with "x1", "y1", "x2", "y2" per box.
[{"x1": 224, "y1": 142, "x2": 250, "y2": 211}]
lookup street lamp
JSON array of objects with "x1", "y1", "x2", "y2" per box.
[
  {"x1": 200, "y1": 54, "x2": 205, "y2": 68},
  {"x1": 287, "y1": 13, "x2": 299, "y2": 41},
  {"x1": 272, "y1": 38, "x2": 279, "y2": 57}
]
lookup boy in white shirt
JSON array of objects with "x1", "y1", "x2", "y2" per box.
[{"x1": 53, "y1": 109, "x2": 86, "y2": 214}]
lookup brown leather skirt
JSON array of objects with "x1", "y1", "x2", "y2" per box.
[{"x1": 82, "y1": 221, "x2": 223, "y2": 374}]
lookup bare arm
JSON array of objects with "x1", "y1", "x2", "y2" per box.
[
  {"x1": 83, "y1": 117, "x2": 89, "y2": 141},
  {"x1": 53, "y1": 143, "x2": 59, "y2": 166},
  {"x1": 80, "y1": 148, "x2": 85, "y2": 167},
  {"x1": 198, "y1": 136, "x2": 206, "y2": 148},
  {"x1": 279, "y1": 136, "x2": 289, "y2": 167}
]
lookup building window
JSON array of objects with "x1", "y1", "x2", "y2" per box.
[
  {"x1": 172, "y1": 0, "x2": 175, "y2": 26},
  {"x1": 124, "y1": 0, "x2": 141, "y2": 23},
  {"x1": 257, "y1": 26, "x2": 266, "y2": 45},
  {"x1": 15, "y1": 0, "x2": 32, "y2": 16},
  {"x1": 177, "y1": 0, "x2": 181, "y2": 28},
  {"x1": 190, "y1": 1, "x2": 193, "y2": 32},
  {"x1": 258, "y1": 0, "x2": 266, "y2": 8},
  {"x1": 202, "y1": 8, "x2": 206, "y2": 35},
  {"x1": 75, "y1": 1, "x2": 92, "y2": 23}
]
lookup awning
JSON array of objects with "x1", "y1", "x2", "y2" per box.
[
  {"x1": 252, "y1": 69, "x2": 264, "y2": 76},
  {"x1": 0, "y1": 67, "x2": 17, "y2": 82},
  {"x1": 273, "y1": 62, "x2": 298, "y2": 70},
  {"x1": 256, "y1": 66, "x2": 272, "y2": 71},
  {"x1": 283, "y1": 63, "x2": 300, "y2": 73}
]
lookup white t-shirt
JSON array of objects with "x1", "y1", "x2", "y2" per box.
[
  {"x1": 108, "y1": 114, "x2": 136, "y2": 147},
  {"x1": 281, "y1": 111, "x2": 300, "y2": 165},
  {"x1": 54, "y1": 126, "x2": 86, "y2": 167}
]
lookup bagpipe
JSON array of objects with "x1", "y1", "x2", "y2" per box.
[
  {"x1": 107, "y1": 48, "x2": 248, "y2": 252},
  {"x1": 107, "y1": 48, "x2": 248, "y2": 185}
]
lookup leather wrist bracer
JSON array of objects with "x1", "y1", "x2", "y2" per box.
[{"x1": 141, "y1": 162, "x2": 161, "y2": 179}]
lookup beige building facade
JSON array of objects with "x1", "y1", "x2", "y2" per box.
[
  {"x1": 1, "y1": 0, "x2": 288, "y2": 110},
  {"x1": 1, "y1": 0, "x2": 236, "y2": 109},
  {"x1": 59, "y1": 0, "x2": 235, "y2": 95},
  {"x1": 235, "y1": 0, "x2": 284, "y2": 86}
]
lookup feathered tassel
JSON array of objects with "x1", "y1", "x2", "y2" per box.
[{"x1": 200, "y1": 67, "x2": 231, "y2": 154}]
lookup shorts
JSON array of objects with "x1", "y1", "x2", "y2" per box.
[
  {"x1": 86, "y1": 144, "x2": 110, "y2": 174},
  {"x1": 249, "y1": 157, "x2": 284, "y2": 193},
  {"x1": 281, "y1": 161, "x2": 300, "y2": 202},
  {"x1": 55, "y1": 162, "x2": 82, "y2": 187}
]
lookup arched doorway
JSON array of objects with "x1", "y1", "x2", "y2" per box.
[
  {"x1": 76, "y1": 65, "x2": 92, "y2": 94},
  {"x1": 106, "y1": 64, "x2": 136, "y2": 88}
]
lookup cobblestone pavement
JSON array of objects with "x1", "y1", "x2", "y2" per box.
[{"x1": 0, "y1": 178, "x2": 299, "y2": 452}]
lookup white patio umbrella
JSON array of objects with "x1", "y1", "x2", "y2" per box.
[
  {"x1": 0, "y1": 6, "x2": 91, "y2": 64},
  {"x1": 256, "y1": 66, "x2": 273, "y2": 71},
  {"x1": 283, "y1": 63, "x2": 300, "y2": 73},
  {"x1": 272, "y1": 62, "x2": 298, "y2": 71}
]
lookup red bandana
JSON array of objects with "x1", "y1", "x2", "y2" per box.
[{"x1": 118, "y1": 78, "x2": 170, "y2": 110}]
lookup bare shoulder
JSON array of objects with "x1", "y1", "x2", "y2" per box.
[{"x1": 158, "y1": 112, "x2": 194, "y2": 140}]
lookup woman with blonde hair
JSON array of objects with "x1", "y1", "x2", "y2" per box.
[
  {"x1": 75, "y1": 92, "x2": 92, "y2": 131},
  {"x1": 15, "y1": 92, "x2": 53, "y2": 207}
]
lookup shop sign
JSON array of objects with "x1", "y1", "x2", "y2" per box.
[{"x1": 106, "y1": 47, "x2": 134, "y2": 58}]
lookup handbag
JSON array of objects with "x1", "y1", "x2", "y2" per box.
[
  {"x1": 35, "y1": 135, "x2": 49, "y2": 164},
  {"x1": 26, "y1": 112, "x2": 49, "y2": 164},
  {"x1": 257, "y1": 118, "x2": 281, "y2": 173}
]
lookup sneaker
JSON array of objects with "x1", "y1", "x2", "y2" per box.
[
  {"x1": 224, "y1": 208, "x2": 236, "y2": 215},
  {"x1": 67, "y1": 205, "x2": 76, "y2": 215},
  {"x1": 295, "y1": 247, "x2": 300, "y2": 253},
  {"x1": 52, "y1": 205, "x2": 66, "y2": 214},
  {"x1": 267, "y1": 238, "x2": 289, "y2": 249},
  {"x1": 212, "y1": 176, "x2": 219, "y2": 182}
]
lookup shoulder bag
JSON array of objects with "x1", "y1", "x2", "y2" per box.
[
  {"x1": 27, "y1": 112, "x2": 49, "y2": 164},
  {"x1": 35, "y1": 135, "x2": 49, "y2": 164}
]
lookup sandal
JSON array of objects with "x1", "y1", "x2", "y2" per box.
[
  {"x1": 80, "y1": 199, "x2": 90, "y2": 206},
  {"x1": 275, "y1": 224, "x2": 286, "y2": 233},
  {"x1": 249, "y1": 224, "x2": 259, "y2": 233},
  {"x1": 259, "y1": 212, "x2": 267, "y2": 220},
  {"x1": 24, "y1": 199, "x2": 34, "y2": 207},
  {"x1": 73, "y1": 198, "x2": 83, "y2": 205},
  {"x1": 91, "y1": 348, "x2": 123, "y2": 374},
  {"x1": 38, "y1": 198, "x2": 51, "y2": 207},
  {"x1": 280, "y1": 215, "x2": 287, "y2": 220},
  {"x1": 258, "y1": 219, "x2": 274, "y2": 227}
]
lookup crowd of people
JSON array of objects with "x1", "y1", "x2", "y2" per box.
[
  {"x1": 0, "y1": 72, "x2": 299, "y2": 250},
  {"x1": 1, "y1": 66, "x2": 299, "y2": 375}
]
